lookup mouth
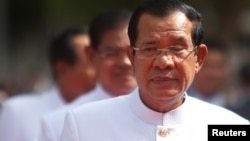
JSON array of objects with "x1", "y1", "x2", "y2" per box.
[
  {"x1": 114, "y1": 72, "x2": 133, "y2": 78},
  {"x1": 151, "y1": 76, "x2": 177, "y2": 84}
]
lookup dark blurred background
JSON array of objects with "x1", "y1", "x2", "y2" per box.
[{"x1": 0, "y1": 0, "x2": 250, "y2": 101}]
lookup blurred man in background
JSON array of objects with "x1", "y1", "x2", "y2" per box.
[
  {"x1": 187, "y1": 39, "x2": 230, "y2": 107},
  {"x1": 38, "y1": 9, "x2": 137, "y2": 141},
  {"x1": 0, "y1": 26, "x2": 96, "y2": 141},
  {"x1": 228, "y1": 63, "x2": 250, "y2": 120}
]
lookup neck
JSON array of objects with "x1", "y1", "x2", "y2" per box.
[
  {"x1": 139, "y1": 92, "x2": 185, "y2": 113},
  {"x1": 59, "y1": 84, "x2": 96, "y2": 103}
]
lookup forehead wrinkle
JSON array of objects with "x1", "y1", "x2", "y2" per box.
[
  {"x1": 138, "y1": 12, "x2": 192, "y2": 46},
  {"x1": 141, "y1": 40, "x2": 157, "y2": 45},
  {"x1": 165, "y1": 33, "x2": 189, "y2": 42},
  {"x1": 143, "y1": 32, "x2": 189, "y2": 44}
]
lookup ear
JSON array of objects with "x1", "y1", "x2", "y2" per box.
[
  {"x1": 195, "y1": 44, "x2": 208, "y2": 73},
  {"x1": 127, "y1": 46, "x2": 135, "y2": 71}
]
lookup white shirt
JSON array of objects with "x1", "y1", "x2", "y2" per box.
[
  {"x1": 0, "y1": 86, "x2": 65, "y2": 141},
  {"x1": 38, "y1": 84, "x2": 112, "y2": 141},
  {"x1": 60, "y1": 88, "x2": 249, "y2": 141}
]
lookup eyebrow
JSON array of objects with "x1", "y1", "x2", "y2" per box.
[
  {"x1": 140, "y1": 40, "x2": 158, "y2": 46},
  {"x1": 168, "y1": 35, "x2": 189, "y2": 43},
  {"x1": 138, "y1": 34, "x2": 190, "y2": 47}
]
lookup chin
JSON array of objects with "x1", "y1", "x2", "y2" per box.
[
  {"x1": 121, "y1": 85, "x2": 136, "y2": 92},
  {"x1": 151, "y1": 89, "x2": 179, "y2": 97}
]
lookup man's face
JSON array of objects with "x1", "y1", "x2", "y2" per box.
[
  {"x1": 194, "y1": 49, "x2": 229, "y2": 96},
  {"x1": 94, "y1": 27, "x2": 137, "y2": 96},
  {"x1": 129, "y1": 12, "x2": 207, "y2": 104},
  {"x1": 64, "y1": 34, "x2": 96, "y2": 96}
]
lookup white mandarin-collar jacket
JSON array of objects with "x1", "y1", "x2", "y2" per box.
[
  {"x1": 60, "y1": 87, "x2": 249, "y2": 141},
  {"x1": 0, "y1": 86, "x2": 65, "y2": 141},
  {"x1": 38, "y1": 84, "x2": 113, "y2": 141}
]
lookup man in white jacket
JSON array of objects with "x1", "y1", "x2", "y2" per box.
[
  {"x1": 60, "y1": 0, "x2": 249, "y2": 141},
  {"x1": 37, "y1": 10, "x2": 137, "y2": 141},
  {"x1": 0, "y1": 27, "x2": 97, "y2": 141}
]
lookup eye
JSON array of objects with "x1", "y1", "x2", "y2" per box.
[
  {"x1": 99, "y1": 48, "x2": 120, "y2": 58},
  {"x1": 169, "y1": 46, "x2": 186, "y2": 54},
  {"x1": 141, "y1": 47, "x2": 157, "y2": 53},
  {"x1": 105, "y1": 50, "x2": 118, "y2": 56}
]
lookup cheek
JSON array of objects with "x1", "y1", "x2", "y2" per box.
[
  {"x1": 97, "y1": 60, "x2": 114, "y2": 80},
  {"x1": 178, "y1": 61, "x2": 197, "y2": 88},
  {"x1": 134, "y1": 60, "x2": 151, "y2": 85}
]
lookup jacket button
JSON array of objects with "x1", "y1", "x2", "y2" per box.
[{"x1": 159, "y1": 127, "x2": 168, "y2": 137}]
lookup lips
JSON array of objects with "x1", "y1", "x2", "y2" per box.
[{"x1": 151, "y1": 76, "x2": 176, "y2": 83}]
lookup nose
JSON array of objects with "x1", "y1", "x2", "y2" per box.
[
  {"x1": 153, "y1": 52, "x2": 175, "y2": 69},
  {"x1": 117, "y1": 54, "x2": 132, "y2": 68},
  {"x1": 156, "y1": 49, "x2": 171, "y2": 56},
  {"x1": 123, "y1": 56, "x2": 131, "y2": 65}
]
